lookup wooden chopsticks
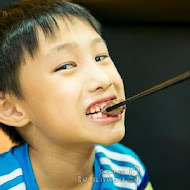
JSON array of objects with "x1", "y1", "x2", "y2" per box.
[{"x1": 106, "y1": 71, "x2": 190, "y2": 112}]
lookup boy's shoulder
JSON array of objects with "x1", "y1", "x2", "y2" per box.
[
  {"x1": 0, "y1": 144, "x2": 26, "y2": 189},
  {"x1": 95, "y1": 143, "x2": 153, "y2": 190}
]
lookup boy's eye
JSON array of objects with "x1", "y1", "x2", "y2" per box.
[
  {"x1": 95, "y1": 55, "x2": 108, "y2": 62},
  {"x1": 55, "y1": 63, "x2": 75, "y2": 72}
]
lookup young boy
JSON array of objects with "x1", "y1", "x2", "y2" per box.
[{"x1": 0, "y1": 0, "x2": 153, "y2": 189}]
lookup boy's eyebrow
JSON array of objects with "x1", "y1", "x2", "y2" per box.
[
  {"x1": 48, "y1": 37, "x2": 107, "y2": 53},
  {"x1": 90, "y1": 37, "x2": 107, "y2": 47}
]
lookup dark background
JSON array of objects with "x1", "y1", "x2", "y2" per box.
[{"x1": 1, "y1": 0, "x2": 190, "y2": 189}]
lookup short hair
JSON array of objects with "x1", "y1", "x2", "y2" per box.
[{"x1": 0, "y1": 0, "x2": 101, "y2": 144}]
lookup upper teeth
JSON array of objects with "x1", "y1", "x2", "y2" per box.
[
  {"x1": 95, "y1": 107, "x2": 100, "y2": 112},
  {"x1": 89, "y1": 108, "x2": 95, "y2": 114},
  {"x1": 89, "y1": 107, "x2": 100, "y2": 114},
  {"x1": 87, "y1": 103, "x2": 107, "y2": 115}
]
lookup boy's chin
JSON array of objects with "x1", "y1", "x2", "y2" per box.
[{"x1": 94, "y1": 127, "x2": 125, "y2": 146}]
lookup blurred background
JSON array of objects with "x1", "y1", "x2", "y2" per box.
[{"x1": 1, "y1": 0, "x2": 190, "y2": 189}]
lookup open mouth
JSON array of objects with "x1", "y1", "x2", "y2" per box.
[
  {"x1": 86, "y1": 101, "x2": 109, "y2": 119},
  {"x1": 86, "y1": 99, "x2": 124, "y2": 119}
]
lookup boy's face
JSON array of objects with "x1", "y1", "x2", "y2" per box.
[{"x1": 18, "y1": 18, "x2": 126, "y2": 146}]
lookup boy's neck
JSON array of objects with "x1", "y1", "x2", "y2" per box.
[{"x1": 28, "y1": 143, "x2": 95, "y2": 190}]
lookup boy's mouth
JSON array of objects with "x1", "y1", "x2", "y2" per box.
[
  {"x1": 86, "y1": 100, "x2": 111, "y2": 119},
  {"x1": 85, "y1": 95, "x2": 124, "y2": 121}
]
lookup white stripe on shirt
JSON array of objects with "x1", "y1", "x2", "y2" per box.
[
  {"x1": 0, "y1": 168, "x2": 23, "y2": 185},
  {"x1": 8, "y1": 182, "x2": 26, "y2": 190},
  {"x1": 96, "y1": 146, "x2": 145, "y2": 177},
  {"x1": 99, "y1": 157, "x2": 134, "y2": 175},
  {"x1": 99, "y1": 157, "x2": 142, "y2": 186}
]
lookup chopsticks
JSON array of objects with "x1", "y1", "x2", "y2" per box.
[{"x1": 106, "y1": 71, "x2": 190, "y2": 112}]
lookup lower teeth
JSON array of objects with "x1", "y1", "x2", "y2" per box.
[{"x1": 87, "y1": 112, "x2": 108, "y2": 119}]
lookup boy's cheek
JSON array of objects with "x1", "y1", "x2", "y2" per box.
[
  {"x1": 110, "y1": 62, "x2": 125, "y2": 90},
  {"x1": 111, "y1": 69, "x2": 125, "y2": 94}
]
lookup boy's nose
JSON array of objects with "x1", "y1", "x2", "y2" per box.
[{"x1": 86, "y1": 64, "x2": 113, "y2": 93}]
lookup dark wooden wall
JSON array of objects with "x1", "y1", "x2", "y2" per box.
[{"x1": 103, "y1": 24, "x2": 190, "y2": 190}]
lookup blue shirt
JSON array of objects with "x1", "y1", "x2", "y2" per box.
[{"x1": 0, "y1": 143, "x2": 153, "y2": 190}]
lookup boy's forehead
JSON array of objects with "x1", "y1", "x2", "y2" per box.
[
  {"x1": 36, "y1": 17, "x2": 104, "y2": 54},
  {"x1": 37, "y1": 17, "x2": 97, "y2": 43}
]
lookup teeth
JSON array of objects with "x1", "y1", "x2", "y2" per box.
[
  {"x1": 95, "y1": 107, "x2": 100, "y2": 112},
  {"x1": 92, "y1": 113, "x2": 98, "y2": 119},
  {"x1": 101, "y1": 103, "x2": 106, "y2": 109},
  {"x1": 87, "y1": 103, "x2": 108, "y2": 115},
  {"x1": 87, "y1": 111, "x2": 109, "y2": 119},
  {"x1": 90, "y1": 108, "x2": 95, "y2": 114},
  {"x1": 88, "y1": 112, "x2": 103, "y2": 119},
  {"x1": 97, "y1": 112, "x2": 102, "y2": 118}
]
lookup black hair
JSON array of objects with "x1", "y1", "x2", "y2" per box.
[{"x1": 0, "y1": 0, "x2": 101, "y2": 144}]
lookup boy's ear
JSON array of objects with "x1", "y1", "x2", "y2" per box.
[{"x1": 0, "y1": 92, "x2": 29, "y2": 127}]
